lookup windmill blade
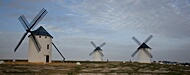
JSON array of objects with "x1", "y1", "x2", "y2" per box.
[
  {"x1": 30, "y1": 8, "x2": 48, "y2": 29},
  {"x1": 89, "y1": 51, "x2": 95, "y2": 56},
  {"x1": 143, "y1": 49, "x2": 153, "y2": 58},
  {"x1": 132, "y1": 37, "x2": 141, "y2": 46},
  {"x1": 98, "y1": 51, "x2": 104, "y2": 57},
  {"x1": 99, "y1": 42, "x2": 106, "y2": 48},
  {"x1": 14, "y1": 32, "x2": 28, "y2": 52},
  {"x1": 144, "y1": 35, "x2": 153, "y2": 43},
  {"x1": 90, "y1": 41, "x2": 96, "y2": 48},
  {"x1": 131, "y1": 49, "x2": 140, "y2": 57},
  {"x1": 18, "y1": 15, "x2": 30, "y2": 30},
  {"x1": 30, "y1": 33, "x2": 41, "y2": 52},
  {"x1": 52, "y1": 42, "x2": 65, "y2": 60}
]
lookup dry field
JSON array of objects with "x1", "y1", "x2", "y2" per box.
[{"x1": 0, "y1": 61, "x2": 190, "y2": 75}]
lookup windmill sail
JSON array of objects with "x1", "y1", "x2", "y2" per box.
[
  {"x1": 18, "y1": 15, "x2": 30, "y2": 30},
  {"x1": 89, "y1": 51, "x2": 95, "y2": 56},
  {"x1": 143, "y1": 49, "x2": 153, "y2": 58},
  {"x1": 30, "y1": 8, "x2": 48, "y2": 29},
  {"x1": 132, "y1": 37, "x2": 141, "y2": 46},
  {"x1": 30, "y1": 33, "x2": 41, "y2": 52},
  {"x1": 131, "y1": 49, "x2": 139, "y2": 57},
  {"x1": 14, "y1": 8, "x2": 47, "y2": 52},
  {"x1": 144, "y1": 35, "x2": 153, "y2": 43},
  {"x1": 52, "y1": 42, "x2": 65, "y2": 61},
  {"x1": 14, "y1": 32, "x2": 28, "y2": 52},
  {"x1": 98, "y1": 51, "x2": 104, "y2": 57},
  {"x1": 90, "y1": 41, "x2": 96, "y2": 48},
  {"x1": 99, "y1": 42, "x2": 106, "y2": 48}
]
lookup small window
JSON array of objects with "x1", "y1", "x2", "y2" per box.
[
  {"x1": 45, "y1": 36, "x2": 47, "y2": 38},
  {"x1": 39, "y1": 36, "x2": 41, "y2": 38},
  {"x1": 47, "y1": 44, "x2": 49, "y2": 49}
]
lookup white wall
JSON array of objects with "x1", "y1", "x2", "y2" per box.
[
  {"x1": 93, "y1": 50, "x2": 103, "y2": 61},
  {"x1": 138, "y1": 48, "x2": 151, "y2": 63},
  {"x1": 28, "y1": 35, "x2": 52, "y2": 63}
]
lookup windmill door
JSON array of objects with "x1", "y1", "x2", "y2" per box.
[{"x1": 46, "y1": 55, "x2": 49, "y2": 62}]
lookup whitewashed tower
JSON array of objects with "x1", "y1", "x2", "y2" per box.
[
  {"x1": 14, "y1": 8, "x2": 65, "y2": 63},
  {"x1": 136, "y1": 43, "x2": 152, "y2": 63},
  {"x1": 28, "y1": 26, "x2": 53, "y2": 63},
  {"x1": 131, "y1": 35, "x2": 153, "y2": 63},
  {"x1": 89, "y1": 41, "x2": 106, "y2": 61},
  {"x1": 92, "y1": 47, "x2": 103, "y2": 61}
]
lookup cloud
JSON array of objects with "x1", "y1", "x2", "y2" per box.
[
  {"x1": 39, "y1": 24, "x2": 65, "y2": 33},
  {"x1": 38, "y1": 24, "x2": 82, "y2": 33},
  {"x1": 52, "y1": 0, "x2": 190, "y2": 39}
]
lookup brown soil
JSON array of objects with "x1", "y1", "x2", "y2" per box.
[{"x1": 0, "y1": 61, "x2": 189, "y2": 75}]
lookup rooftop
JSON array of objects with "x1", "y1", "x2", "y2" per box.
[
  {"x1": 138, "y1": 43, "x2": 151, "y2": 49},
  {"x1": 31, "y1": 26, "x2": 53, "y2": 38}
]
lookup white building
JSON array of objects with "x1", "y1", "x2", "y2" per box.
[
  {"x1": 93, "y1": 50, "x2": 103, "y2": 61},
  {"x1": 138, "y1": 48, "x2": 151, "y2": 63},
  {"x1": 28, "y1": 26, "x2": 53, "y2": 63},
  {"x1": 89, "y1": 42, "x2": 105, "y2": 61},
  {"x1": 137, "y1": 43, "x2": 152, "y2": 63}
]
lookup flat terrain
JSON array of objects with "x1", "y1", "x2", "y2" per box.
[{"x1": 0, "y1": 61, "x2": 190, "y2": 75}]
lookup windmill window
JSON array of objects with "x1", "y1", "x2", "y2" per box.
[
  {"x1": 47, "y1": 44, "x2": 49, "y2": 49},
  {"x1": 39, "y1": 36, "x2": 41, "y2": 38}
]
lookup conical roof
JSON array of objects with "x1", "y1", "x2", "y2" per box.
[
  {"x1": 138, "y1": 43, "x2": 151, "y2": 49},
  {"x1": 94, "y1": 47, "x2": 102, "y2": 51},
  {"x1": 31, "y1": 26, "x2": 53, "y2": 38}
]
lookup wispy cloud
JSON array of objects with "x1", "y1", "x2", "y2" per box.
[
  {"x1": 39, "y1": 24, "x2": 82, "y2": 33},
  {"x1": 53, "y1": 0, "x2": 190, "y2": 38}
]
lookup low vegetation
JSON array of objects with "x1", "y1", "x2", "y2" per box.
[{"x1": 0, "y1": 61, "x2": 189, "y2": 75}]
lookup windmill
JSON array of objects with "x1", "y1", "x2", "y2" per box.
[
  {"x1": 89, "y1": 41, "x2": 106, "y2": 61},
  {"x1": 14, "y1": 8, "x2": 65, "y2": 63},
  {"x1": 131, "y1": 35, "x2": 153, "y2": 63}
]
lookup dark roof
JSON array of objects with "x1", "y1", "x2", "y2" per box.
[
  {"x1": 138, "y1": 43, "x2": 151, "y2": 49},
  {"x1": 94, "y1": 47, "x2": 103, "y2": 51},
  {"x1": 31, "y1": 26, "x2": 53, "y2": 38}
]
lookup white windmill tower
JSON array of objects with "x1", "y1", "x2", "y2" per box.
[
  {"x1": 89, "y1": 41, "x2": 106, "y2": 61},
  {"x1": 14, "y1": 8, "x2": 65, "y2": 63},
  {"x1": 131, "y1": 35, "x2": 153, "y2": 63},
  {"x1": 28, "y1": 26, "x2": 53, "y2": 63}
]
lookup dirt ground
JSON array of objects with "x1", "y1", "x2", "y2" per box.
[{"x1": 0, "y1": 61, "x2": 190, "y2": 75}]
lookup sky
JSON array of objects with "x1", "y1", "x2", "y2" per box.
[{"x1": 0, "y1": 0, "x2": 190, "y2": 63}]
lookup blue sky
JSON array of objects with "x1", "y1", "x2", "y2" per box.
[{"x1": 0, "y1": 0, "x2": 190, "y2": 62}]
